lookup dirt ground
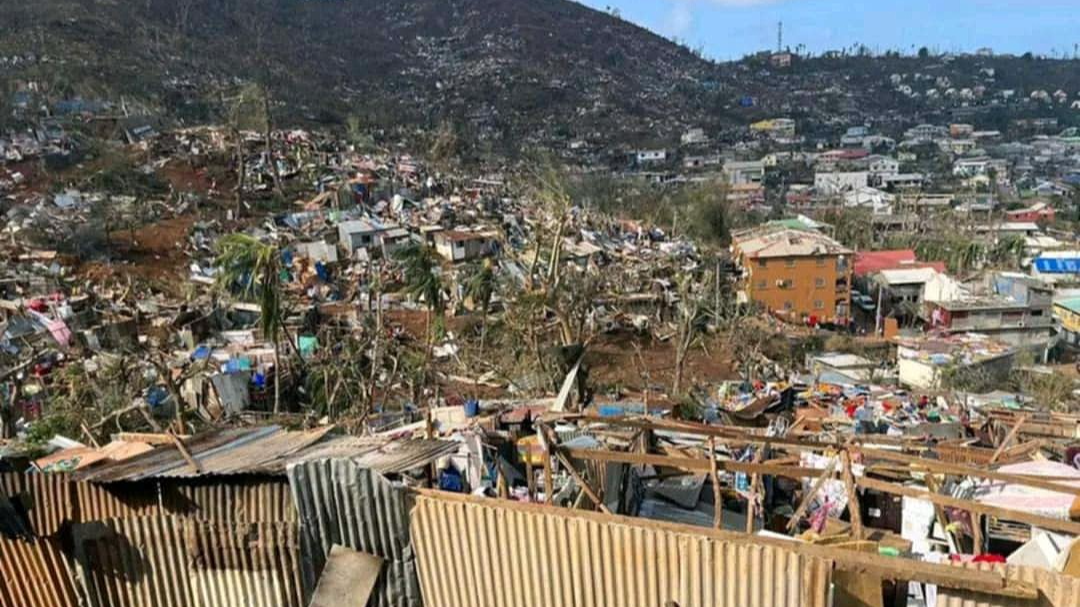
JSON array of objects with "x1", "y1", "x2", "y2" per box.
[
  {"x1": 587, "y1": 331, "x2": 739, "y2": 397},
  {"x1": 77, "y1": 215, "x2": 196, "y2": 294}
]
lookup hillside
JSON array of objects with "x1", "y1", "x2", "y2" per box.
[
  {"x1": 3, "y1": 0, "x2": 1080, "y2": 156},
  {"x1": 0, "y1": 0, "x2": 722, "y2": 150}
]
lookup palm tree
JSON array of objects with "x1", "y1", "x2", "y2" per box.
[
  {"x1": 215, "y1": 234, "x2": 286, "y2": 413},
  {"x1": 395, "y1": 243, "x2": 445, "y2": 403},
  {"x1": 463, "y1": 259, "x2": 497, "y2": 351},
  {"x1": 396, "y1": 243, "x2": 445, "y2": 322}
]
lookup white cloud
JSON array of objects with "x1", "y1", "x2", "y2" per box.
[{"x1": 662, "y1": 1, "x2": 695, "y2": 38}]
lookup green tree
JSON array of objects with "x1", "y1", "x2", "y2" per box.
[
  {"x1": 214, "y1": 234, "x2": 286, "y2": 413},
  {"x1": 463, "y1": 259, "x2": 498, "y2": 351}
]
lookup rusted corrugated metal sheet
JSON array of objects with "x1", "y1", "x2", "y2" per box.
[
  {"x1": 72, "y1": 516, "x2": 304, "y2": 607},
  {"x1": 168, "y1": 478, "x2": 297, "y2": 523},
  {"x1": 287, "y1": 459, "x2": 422, "y2": 607},
  {"x1": 76, "y1": 478, "x2": 161, "y2": 521},
  {"x1": 73, "y1": 516, "x2": 194, "y2": 607},
  {"x1": 411, "y1": 492, "x2": 833, "y2": 607},
  {"x1": 937, "y1": 562, "x2": 1080, "y2": 607},
  {"x1": 292, "y1": 437, "x2": 460, "y2": 474},
  {"x1": 74, "y1": 426, "x2": 456, "y2": 482},
  {"x1": 0, "y1": 472, "x2": 74, "y2": 536},
  {"x1": 186, "y1": 520, "x2": 303, "y2": 607},
  {"x1": 0, "y1": 536, "x2": 79, "y2": 607}
]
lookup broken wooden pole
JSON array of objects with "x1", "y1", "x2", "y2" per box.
[
  {"x1": 709, "y1": 436, "x2": 722, "y2": 530},
  {"x1": 842, "y1": 450, "x2": 863, "y2": 539}
]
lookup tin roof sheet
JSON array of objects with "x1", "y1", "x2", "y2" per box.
[{"x1": 73, "y1": 426, "x2": 458, "y2": 483}]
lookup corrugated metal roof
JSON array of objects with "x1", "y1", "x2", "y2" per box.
[
  {"x1": 74, "y1": 427, "x2": 458, "y2": 483},
  {"x1": 287, "y1": 459, "x2": 422, "y2": 607},
  {"x1": 410, "y1": 492, "x2": 833, "y2": 607}
]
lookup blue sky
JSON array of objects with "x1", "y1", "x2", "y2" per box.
[{"x1": 576, "y1": 0, "x2": 1080, "y2": 61}]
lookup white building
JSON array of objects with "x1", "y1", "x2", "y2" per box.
[
  {"x1": 635, "y1": 149, "x2": 667, "y2": 164},
  {"x1": 815, "y1": 171, "x2": 870, "y2": 195}
]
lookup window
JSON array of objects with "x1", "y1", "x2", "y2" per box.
[
  {"x1": 758, "y1": 259, "x2": 768, "y2": 269},
  {"x1": 816, "y1": 257, "x2": 826, "y2": 267},
  {"x1": 815, "y1": 278, "x2": 826, "y2": 288},
  {"x1": 1032, "y1": 309, "x2": 1044, "y2": 317},
  {"x1": 783, "y1": 301, "x2": 794, "y2": 311},
  {"x1": 785, "y1": 259, "x2": 796, "y2": 268},
  {"x1": 814, "y1": 300, "x2": 824, "y2": 310},
  {"x1": 756, "y1": 280, "x2": 768, "y2": 290}
]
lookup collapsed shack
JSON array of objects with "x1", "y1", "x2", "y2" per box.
[
  {"x1": 0, "y1": 407, "x2": 1079, "y2": 607},
  {"x1": 0, "y1": 426, "x2": 455, "y2": 607},
  {"x1": 504, "y1": 412, "x2": 1080, "y2": 607}
]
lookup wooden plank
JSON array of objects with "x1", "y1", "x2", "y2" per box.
[
  {"x1": 747, "y1": 447, "x2": 765, "y2": 534},
  {"x1": 841, "y1": 451, "x2": 863, "y2": 539},
  {"x1": 168, "y1": 432, "x2": 202, "y2": 474},
  {"x1": 555, "y1": 450, "x2": 612, "y2": 515},
  {"x1": 562, "y1": 448, "x2": 827, "y2": 480},
  {"x1": 708, "y1": 437, "x2": 722, "y2": 529},
  {"x1": 787, "y1": 459, "x2": 838, "y2": 532},
  {"x1": 858, "y1": 447, "x2": 1080, "y2": 496},
  {"x1": 989, "y1": 415, "x2": 1026, "y2": 464},
  {"x1": 309, "y1": 545, "x2": 384, "y2": 607},
  {"x1": 856, "y1": 476, "x2": 1080, "y2": 536}
]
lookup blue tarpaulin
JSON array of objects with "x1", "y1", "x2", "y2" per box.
[{"x1": 1035, "y1": 257, "x2": 1080, "y2": 273}]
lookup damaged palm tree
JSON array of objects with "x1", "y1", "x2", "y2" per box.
[
  {"x1": 214, "y1": 233, "x2": 286, "y2": 414},
  {"x1": 463, "y1": 259, "x2": 498, "y2": 351},
  {"x1": 395, "y1": 243, "x2": 445, "y2": 401}
]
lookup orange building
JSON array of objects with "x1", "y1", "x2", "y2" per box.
[{"x1": 732, "y1": 228, "x2": 853, "y2": 324}]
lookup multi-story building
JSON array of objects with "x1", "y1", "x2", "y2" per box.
[
  {"x1": 732, "y1": 228, "x2": 853, "y2": 324},
  {"x1": 924, "y1": 273, "x2": 1054, "y2": 349}
]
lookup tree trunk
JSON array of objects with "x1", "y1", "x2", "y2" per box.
[
  {"x1": 479, "y1": 303, "x2": 489, "y2": 352},
  {"x1": 273, "y1": 336, "x2": 281, "y2": 414},
  {"x1": 235, "y1": 133, "x2": 245, "y2": 219},
  {"x1": 263, "y1": 87, "x2": 282, "y2": 196}
]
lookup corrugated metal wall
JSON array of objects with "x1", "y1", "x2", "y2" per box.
[
  {"x1": 937, "y1": 562, "x2": 1080, "y2": 607},
  {"x1": 287, "y1": 459, "x2": 422, "y2": 607},
  {"x1": 0, "y1": 536, "x2": 79, "y2": 607},
  {"x1": 410, "y1": 493, "x2": 833, "y2": 607},
  {"x1": 168, "y1": 478, "x2": 297, "y2": 522},
  {"x1": 72, "y1": 516, "x2": 303, "y2": 607},
  {"x1": 74, "y1": 516, "x2": 195, "y2": 607},
  {"x1": 0, "y1": 472, "x2": 75, "y2": 536},
  {"x1": 186, "y1": 520, "x2": 304, "y2": 607}
]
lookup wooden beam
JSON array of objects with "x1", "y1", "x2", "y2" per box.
[
  {"x1": 561, "y1": 448, "x2": 826, "y2": 480},
  {"x1": 857, "y1": 476, "x2": 1080, "y2": 536},
  {"x1": 555, "y1": 450, "x2": 612, "y2": 515},
  {"x1": 972, "y1": 513, "x2": 984, "y2": 556},
  {"x1": 842, "y1": 451, "x2": 863, "y2": 539},
  {"x1": 989, "y1": 415, "x2": 1026, "y2": 464},
  {"x1": 168, "y1": 432, "x2": 202, "y2": 474},
  {"x1": 543, "y1": 449, "x2": 553, "y2": 505},
  {"x1": 746, "y1": 447, "x2": 765, "y2": 534},
  {"x1": 787, "y1": 459, "x2": 838, "y2": 532},
  {"x1": 858, "y1": 447, "x2": 1080, "y2": 496},
  {"x1": 708, "y1": 437, "x2": 722, "y2": 530}
]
